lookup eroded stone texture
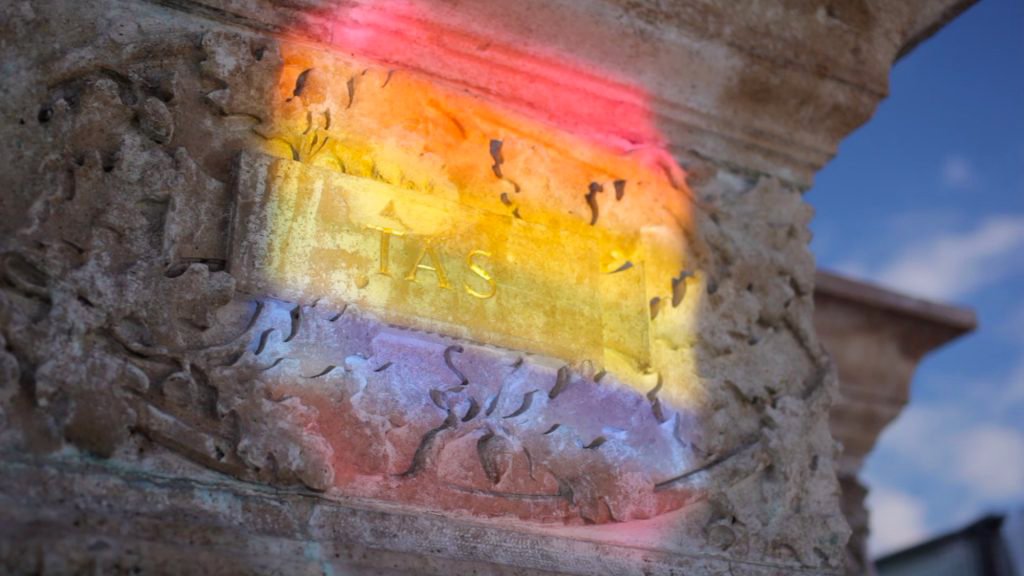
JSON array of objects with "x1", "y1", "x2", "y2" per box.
[{"x1": 0, "y1": 0, "x2": 973, "y2": 574}]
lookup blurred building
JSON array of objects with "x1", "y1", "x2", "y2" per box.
[{"x1": 875, "y1": 512, "x2": 1023, "y2": 576}]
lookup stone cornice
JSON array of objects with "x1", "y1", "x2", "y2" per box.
[
  {"x1": 149, "y1": 0, "x2": 977, "y2": 187},
  {"x1": 815, "y1": 269, "x2": 976, "y2": 356}
]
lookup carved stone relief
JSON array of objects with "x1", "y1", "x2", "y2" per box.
[{"x1": 1, "y1": 2, "x2": 850, "y2": 572}]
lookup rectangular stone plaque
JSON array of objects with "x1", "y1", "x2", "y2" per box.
[{"x1": 230, "y1": 152, "x2": 650, "y2": 366}]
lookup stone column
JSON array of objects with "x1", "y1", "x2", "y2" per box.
[
  {"x1": 815, "y1": 271, "x2": 976, "y2": 574},
  {"x1": 0, "y1": 1, "x2": 974, "y2": 574}
]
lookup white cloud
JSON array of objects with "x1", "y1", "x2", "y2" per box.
[
  {"x1": 868, "y1": 485, "x2": 928, "y2": 556},
  {"x1": 953, "y1": 425, "x2": 1024, "y2": 499},
  {"x1": 997, "y1": 306, "x2": 1024, "y2": 406},
  {"x1": 876, "y1": 405, "x2": 951, "y2": 469},
  {"x1": 872, "y1": 215, "x2": 1024, "y2": 301},
  {"x1": 941, "y1": 155, "x2": 975, "y2": 189},
  {"x1": 873, "y1": 403, "x2": 1024, "y2": 499},
  {"x1": 866, "y1": 408, "x2": 1024, "y2": 556}
]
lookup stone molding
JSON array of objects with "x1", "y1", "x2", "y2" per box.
[
  {"x1": 151, "y1": 0, "x2": 978, "y2": 187},
  {"x1": 2, "y1": 455, "x2": 830, "y2": 576}
]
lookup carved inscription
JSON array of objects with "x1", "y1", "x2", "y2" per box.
[
  {"x1": 230, "y1": 152, "x2": 650, "y2": 366},
  {"x1": 364, "y1": 224, "x2": 495, "y2": 298}
]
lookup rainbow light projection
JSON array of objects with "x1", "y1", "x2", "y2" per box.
[{"x1": 228, "y1": 1, "x2": 710, "y2": 523}]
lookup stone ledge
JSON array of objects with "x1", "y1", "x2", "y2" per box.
[
  {"x1": 816, "y1": 269, "x2": 976, "y2": 352},
  {"x1": 0, "y1": 455, "x2": 837, "y2": 576}
]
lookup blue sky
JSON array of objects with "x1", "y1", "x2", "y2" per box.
[{"x1": 807, "y1": 0, "x2": 1024, "y2": 557}]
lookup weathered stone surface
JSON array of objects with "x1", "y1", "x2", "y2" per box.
[{"x1": 0, "y1": 0, "x2": 973, "y2": 574}]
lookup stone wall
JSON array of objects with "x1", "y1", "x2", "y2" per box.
[{"x1": 0, "y1": 1, "x2": 973, "y2": 574}]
